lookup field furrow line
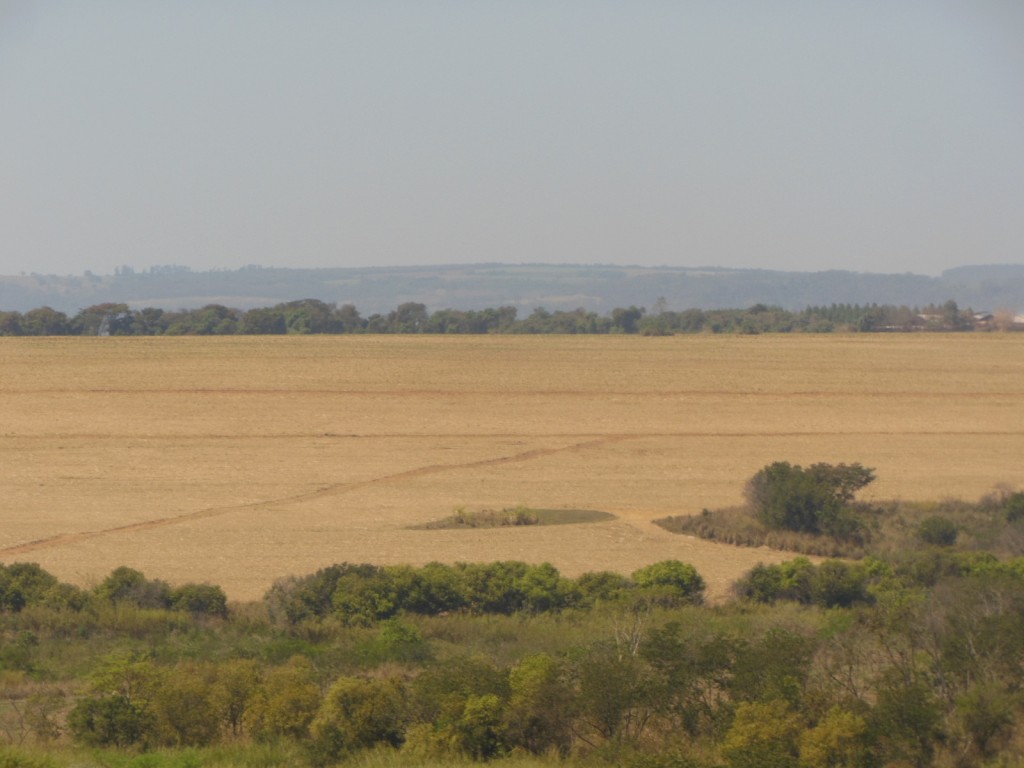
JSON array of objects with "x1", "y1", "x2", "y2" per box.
[{"x1": 0, "y1": 435, "x2": 634, "y2": 556}]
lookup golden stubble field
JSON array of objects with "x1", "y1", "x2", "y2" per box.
[{"x1": 2, "y1": 334, "x2": 1023, "y2": 602}]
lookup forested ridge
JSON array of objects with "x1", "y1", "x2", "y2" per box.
[
  {"x1": 1, "y1": 297, "x2": 1017, "y2": 337},
  {"x1": 3, "y1": 467, "x2": 1024, "y2": 767}
]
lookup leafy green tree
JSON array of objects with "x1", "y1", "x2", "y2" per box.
[
  {"x1": 386, "y1": 562, "x2": 465, "y2": 615},
  {"x1": 451, "y1": 693, "x2": 506, "y2": 759},
  {"x1": 165, "y1": 304, "x2": 240, "y2": 335},
  {"x1": 730, "y1": 629, "x2": 814, "y2": 707},
  {"x1": 734, "y1": 558, "x2": 817, "y2": 605},
  {"x1": 722, "y1": 699, "x2": 802, "y2": 768},
  {"x1": 631, "y1": 560, "x2": 706, "y2": 605},
  {"x1": 69, "y1": 694, "x2": 155, "y2": 748},
  {"x1": 211, "y1": 658, "x2": 262, "y2": 738},
  {"x1": 388, "y1": 302, "x2": 429, "y2": 333},
  {"x1": 519, "y1": 562, "x2": 579, "y2": 612},
  {"x1": 409, "y1": 655, "x2": 508, "y2": 744},
  {"x1": 240, "y1": 306, "x2": 286, "y2": 334},
  {"x1": 134, "y1": 306, "x2": 169, "y2": 334},
  {"x1": 640, "y1": 621, "x2": 736, "y2": 737},
  {"x1": 154, "y1": 662, "x2": 220, "y2": 746},
  {"x1": 20, "y1": 306, "x2": 70, "y2": 335},
  {"x1": 280, "y1": 299, "x2": 337, "y2": 334},
  {"x1": 575, "y1": 570, "x2": 633, "y2": 605},
  {"x1": 611, "y1": 305, "x2": 645, "y2": 333},
  {"x1": 456, "y1": 561, "x2": 530, "y2": 614},
  {"x1": 745, "y1": 462, "x2": 874, "y2": 537},
  {"x1": 955, "y1": 681, "x2": 1016, "y2": 762},
  {"x1": 362, "y1": 618, "x2": 431, "y2": 664},
  {"x1": 0, "y1": 311, "x2": 23, "y2": 335},
  {"x1": 309, "y1": 676, "x2": 407, "y2": 763},
  {"x1": 869, "y1": 671, "x2": 942, "y2": 768},
  {"x1": 0, "y1": 562, "x2": 64, "y2": 612},
  {"x1": 247, "y1": 656, "x2": 321, "y2": 742},
  {"x1": 333, "y1": 303, "x2": 365, "y2": 332},
  {"x1": 574, "y1": 640, "x2": 657, "y2": 745},
  {"x1": 170, "y1": 582, "x2": 228, "y2": 617},
  {"x1": 810, "y1": 560, "x2": 872, "y2": 608},
  {"x1": 1003, "y1": 491, "x2": 1024, "y2": 523},
  {"x1": 503, "y1": 653, "x2": 575, "y2": 755},
  {"x1": 72, "y1": 303, "x2": 134, "y2": 335},
  {"x1": 798, "y1": 707, "x2": 870, "y2": 768},
  {"x1": 94, "y1": 566, "x2": 171, "y2": 609},
  {"x1": 331, "y1": 564, "x2": 400, "y2": 625},
  {"x1": 68, "y1": 652, "x2": 163, "y2": 748}
]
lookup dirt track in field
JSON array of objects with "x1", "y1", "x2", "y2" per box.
[{"x1": 2, "y1": 334, "x2": 1023, "y2": 602}]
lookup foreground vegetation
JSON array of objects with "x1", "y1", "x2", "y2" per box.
[{"x1": 4, "y1": 472, "x2": 1024, "y2": 767}]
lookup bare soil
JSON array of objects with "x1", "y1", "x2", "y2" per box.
[{"x1": 2, "y1": 334, "x2": 1022, "y2": 602}]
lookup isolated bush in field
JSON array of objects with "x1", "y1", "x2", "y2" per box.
[
  {"x1": 744, "y1": 461, "x2": 874, "y2": 537},
  {"x1": 917, "y1": 516, "x2": 958, "y2": 547}
]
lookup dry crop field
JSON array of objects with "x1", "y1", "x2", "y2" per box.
[{"x1": 2, "y1": 334, "x2": 1023, "y2": 602}]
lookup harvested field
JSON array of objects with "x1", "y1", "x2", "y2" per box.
[{"x1": 1, "y1": 334, "x2": 1023, "y2": 602}]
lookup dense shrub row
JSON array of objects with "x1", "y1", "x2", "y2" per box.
[
  {"x1": 265, "y1": 560, "x2": 705, "y2": 626},
  {"x1": 0, "y1": 563, "x2": 226, "y2": 617},
  {"x1": 3, "y1": 553, "x2": 1024, "y2": 766}
]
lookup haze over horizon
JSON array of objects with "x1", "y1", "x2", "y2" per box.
[{"x1": 2, "y1": 3, "x2": 1023, "y2": 279}]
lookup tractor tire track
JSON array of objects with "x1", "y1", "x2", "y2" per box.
[{"x1": 0, "y1": 435, "x2": 635, "y2": 557}]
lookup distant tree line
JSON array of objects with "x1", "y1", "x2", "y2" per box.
[{"x1": 0, "y1": 298, "x2": 1013, "y2": 337}]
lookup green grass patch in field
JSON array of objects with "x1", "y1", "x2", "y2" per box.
[{"x1": 414, "y1": 506, "x2": 615, "y2": 530}]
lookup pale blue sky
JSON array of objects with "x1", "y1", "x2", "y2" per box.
[{"x1": 2, "y1": 2, "x2": 1022, "y2": 276}]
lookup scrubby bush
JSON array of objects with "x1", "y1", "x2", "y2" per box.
[
  {"x1": 170, "y1": 583, "x2": 228, "y2": 617},
  {"x1": 917, "y1": 516, "x2": 959, "y2": 547},
  {"x1": 734, "y1": 558, "x2": 872, "y2": 608},
  {"x1": 95, "y1": 566, "x2": 172, "y2": 609},
  {"x1": 309, "y1": 675, "x2": 407, "y2": 764},
  {"x1": 1004, "y1": 491, "x2": 1024, "y2": 523}
]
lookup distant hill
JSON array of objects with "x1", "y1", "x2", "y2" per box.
[{"x1": 1, "y1": 263, "x2": 1023, "y2": 315}]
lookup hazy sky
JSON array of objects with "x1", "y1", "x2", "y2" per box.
[{"x1": 2, "y1": 2, "x2": 1022, "y2": 277}]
